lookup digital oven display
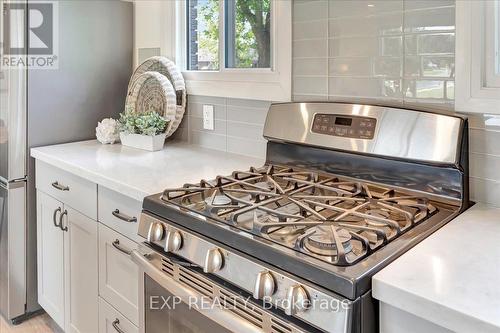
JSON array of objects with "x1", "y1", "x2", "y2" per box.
[
  {"x1": 312, "y1": 114, "x2": 376, "y2": 139},
  {"x1": 334, "y1": 117, "x2": 353, "y2": 126}
]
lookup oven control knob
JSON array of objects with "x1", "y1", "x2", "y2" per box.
[
  {"x1": 148, "y1": 222, "x2": 164, "y2": 242},
  {"x1": 253, "y1": 271, "x2": 276, "y2": 300},
  {"x1": 284, "y1": 285, "x2": 310, "y2": 316},
  {"x1": 165, "y1": 230, "x2": 183, "y2": 252},
  {"x1": 204, "y1": 248, "x2": 224, "y2": 273}
]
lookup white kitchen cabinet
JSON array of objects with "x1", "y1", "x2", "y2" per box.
[
  {"x1": 36, "y1": 160, "x2": 97, "y2": 220},
  {"x1": 36, "y1": 191, "x2": 98, "y2": 332},
  {"x1": 98, "y1": 224, "x2": 139, "y2": 326},
  {"x1": 65, "y1": 207, "x2": 98, "y2": 333},
  {"x1": 98, "y1": 186, "x2": 143, "y2": 243},
  {"x1": 36, "y1": 161, "x2": 141, "y2": 332},
  {"x1": 99, "y1": 297, "x2": 139, "y2": 333},
  {"x1": 36, "y1": 191, "x2": 65, "y2": 329},
  {"x1": 456, "y1": 0, "x2": 500, "y2": 113}
]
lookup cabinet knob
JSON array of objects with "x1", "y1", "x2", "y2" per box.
[
  {"x1": 253, "y1": 271, "x2": 275, "y2": 300},
  {"x1": 204, "y1": 248, "x2": 223, "y2": 273},
  {"x1": 147, "y1": 222, "x2": 164, "y2": 242},
  {"x1": 165, "y1": 230, "x2": 183, "y2": 252},
  {"x1": 284, "y1": 285, "x2": 310, "y2": 316}
]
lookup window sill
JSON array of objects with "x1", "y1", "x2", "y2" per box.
[{"x1": 182, "y1": 70, "x2": 291, "y2": 101}]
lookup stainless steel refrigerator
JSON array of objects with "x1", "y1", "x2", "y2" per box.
[{"x1": 0, "y1": 0, "x2": 133, "y2": 323}]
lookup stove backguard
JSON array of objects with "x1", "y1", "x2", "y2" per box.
[{"x1": 264, "y1": 103, "x2": 469, "y2": 209}]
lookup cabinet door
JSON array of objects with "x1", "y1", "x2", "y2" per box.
[
  {"x1": 36, "y1": 191, "x2": 65, "y2": 329},
  {"x1": 98, "y1": 224, "x2": 139, "y2": 326},
  {"x1": 64, "y1": 207, "x2": 98, "y2": 333},
  {"x1": 98, "y1": 297, "x2": 138, "y2": 333}
]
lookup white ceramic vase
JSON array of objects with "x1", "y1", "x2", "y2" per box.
[{"x1": 119, "y1": 132, "x2": 166, "y2": 152}]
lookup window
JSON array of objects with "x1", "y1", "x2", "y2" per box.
[
  {"x1": 174, "y1": 0, "x2": 290, "y2": 101},
  {"x1": 455, "y1": 0, "x2": 500, "y2": 113},
  {"x1": 186, "y1": 0, "x2": 271, "y2": 70},
  {"x1": 225, "y1": 0, "x2": 271, "y2": 69},
  {"x1": 187, "y1": 0, "x2": 219, "y2": 70}
]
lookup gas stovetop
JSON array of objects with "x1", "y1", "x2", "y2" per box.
[
  {"x1": 161, "y1": 165, "x2": 438, "y2": 266},
  {"x1": 141, "y1": 103, "x2": 468, "y2": 302}
]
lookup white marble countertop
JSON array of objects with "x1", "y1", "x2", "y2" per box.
[
  {"x1": 31, "y1": 140, "x2": 264, "y2": 202},
  {"x1": 373, "y1": 204, "x2": 500, "y2": 333}
]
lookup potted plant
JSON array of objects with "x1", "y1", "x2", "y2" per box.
[{"x1": 118, "y1": 111, "x2": 169, "y2": 151}]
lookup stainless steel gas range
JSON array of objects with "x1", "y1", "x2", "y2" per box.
[{"x1": 132, "y1": 102, "x2": 469, "y2": 333}]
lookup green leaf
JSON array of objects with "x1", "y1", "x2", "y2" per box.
[{"x1": 118, "y1": 111, "x2": 169, "y2": 136}]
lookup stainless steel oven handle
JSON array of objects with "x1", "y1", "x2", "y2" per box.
[{"x1": 130, "y1": 249, "x2": 263, "y2": 333}]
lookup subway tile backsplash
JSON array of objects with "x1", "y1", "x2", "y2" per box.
[
  {"x1": 467, "y1": 114, "x2": 500, "y2": 208},
  {"x1": 292, "y1": 0, "x2": 455, "y2": 108},
  {"x1": 174, "y1": 95, "x2": 269, "y2": 160}
]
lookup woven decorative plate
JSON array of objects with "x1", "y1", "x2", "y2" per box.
[
  {"x1": 128, "y1": 57, "x2": 186, "y2": 135},
  {"x1": 125, "y1": 71, "x2": 178, "y2": 137}
]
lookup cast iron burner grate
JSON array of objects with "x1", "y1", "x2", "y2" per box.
[{"x1": 161, "y1": 165, "x2": 437, "y2": 266}]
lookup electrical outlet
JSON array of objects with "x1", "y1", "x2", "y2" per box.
[{"x1": 202, "y1": 105, "x2": 215, "y2": 131}]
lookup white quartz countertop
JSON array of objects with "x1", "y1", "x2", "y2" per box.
[
  {"x1": 373, "y1": 204, "x2": 500, "y2": 333},
  {"x1": 31, "y1": 140, "x2": 264, "y2": 202}
]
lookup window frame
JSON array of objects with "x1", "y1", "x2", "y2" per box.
[
  {"x1": 165, "y1": 0, "x2": 291, "y2": 101},
  {"x1": 455, "y1": 0, "x2": 500, "y2": 113},
  {"x1": 485, "y1": 0, "x2": 500, "y2": 87}
]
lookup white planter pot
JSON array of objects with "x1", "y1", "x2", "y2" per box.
[{"x1": 119, "y1": 132, "x2": 166, "y2": 152}]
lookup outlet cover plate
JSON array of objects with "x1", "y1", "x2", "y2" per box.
[{"x1": 203, "y1": 105, "x2": 215, "y2": 131}]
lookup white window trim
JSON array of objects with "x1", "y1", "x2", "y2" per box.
[
  {"x1": 163, "y1": 0, "x2": 291, "y2": 102},
  {"x1": 485, "y1": 0, "x2": 500, "y2": 87},
  {"x1": 455, "y1": 0, "x2": 500, "y2": 113}
]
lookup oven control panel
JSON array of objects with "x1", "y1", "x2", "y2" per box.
[{"x1": 311, "y1": 113, "x2": 377, "y2": 139}]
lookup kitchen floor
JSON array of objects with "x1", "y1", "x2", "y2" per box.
[{"x1": 0, "y1": 314, "x2": 61, "y2": 333}]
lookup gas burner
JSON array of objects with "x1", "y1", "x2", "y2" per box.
[
  {"x1": 364, "y1": 209, "x2": 390, "y2": 227},
  {"x1": 303, "y1": 226, "x2": 353, "y2": 256},
  {"x1": 204, "y1": 194, "x2": 232, "y2": 206},
  {"x1": 159, "y1": 164, "x2": 439, "y2": 266}
]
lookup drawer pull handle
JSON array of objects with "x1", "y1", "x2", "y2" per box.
[
  {"x1": 112, "y1": 209, "x2": 137, "y2": 223},
  {"x1": 112, "y1": 239, "x2": 132, "y2": 256},
  {"x1": 59, "y1": 210, "x2": 68, "y2": 232},
  {"x1": 51, "y1": 181, "x2": 69, "y2": 191},
  {"x1": 53, "y1": 207, "x2": 62, "y2": 228},
  {"x1": 112, "y1": 319, "x2": 125, "y2": 333}
]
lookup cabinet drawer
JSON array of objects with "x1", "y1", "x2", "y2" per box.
[
  {"x1": 99, "y1": 297, "x2": 138, "y2": 333},
  {"x1": 35, "y1": 160, "x2": 97, "y2": 219},
  {"x1": 98, "y1": 224, "x2": 139, "y2": 326},
  {"x1": 98, "y1": 186, "x2": 142, "y2": 242}
]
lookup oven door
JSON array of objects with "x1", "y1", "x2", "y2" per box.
[{"x1": 131, "y1": 245, "x2": 310, "y2": 333}]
